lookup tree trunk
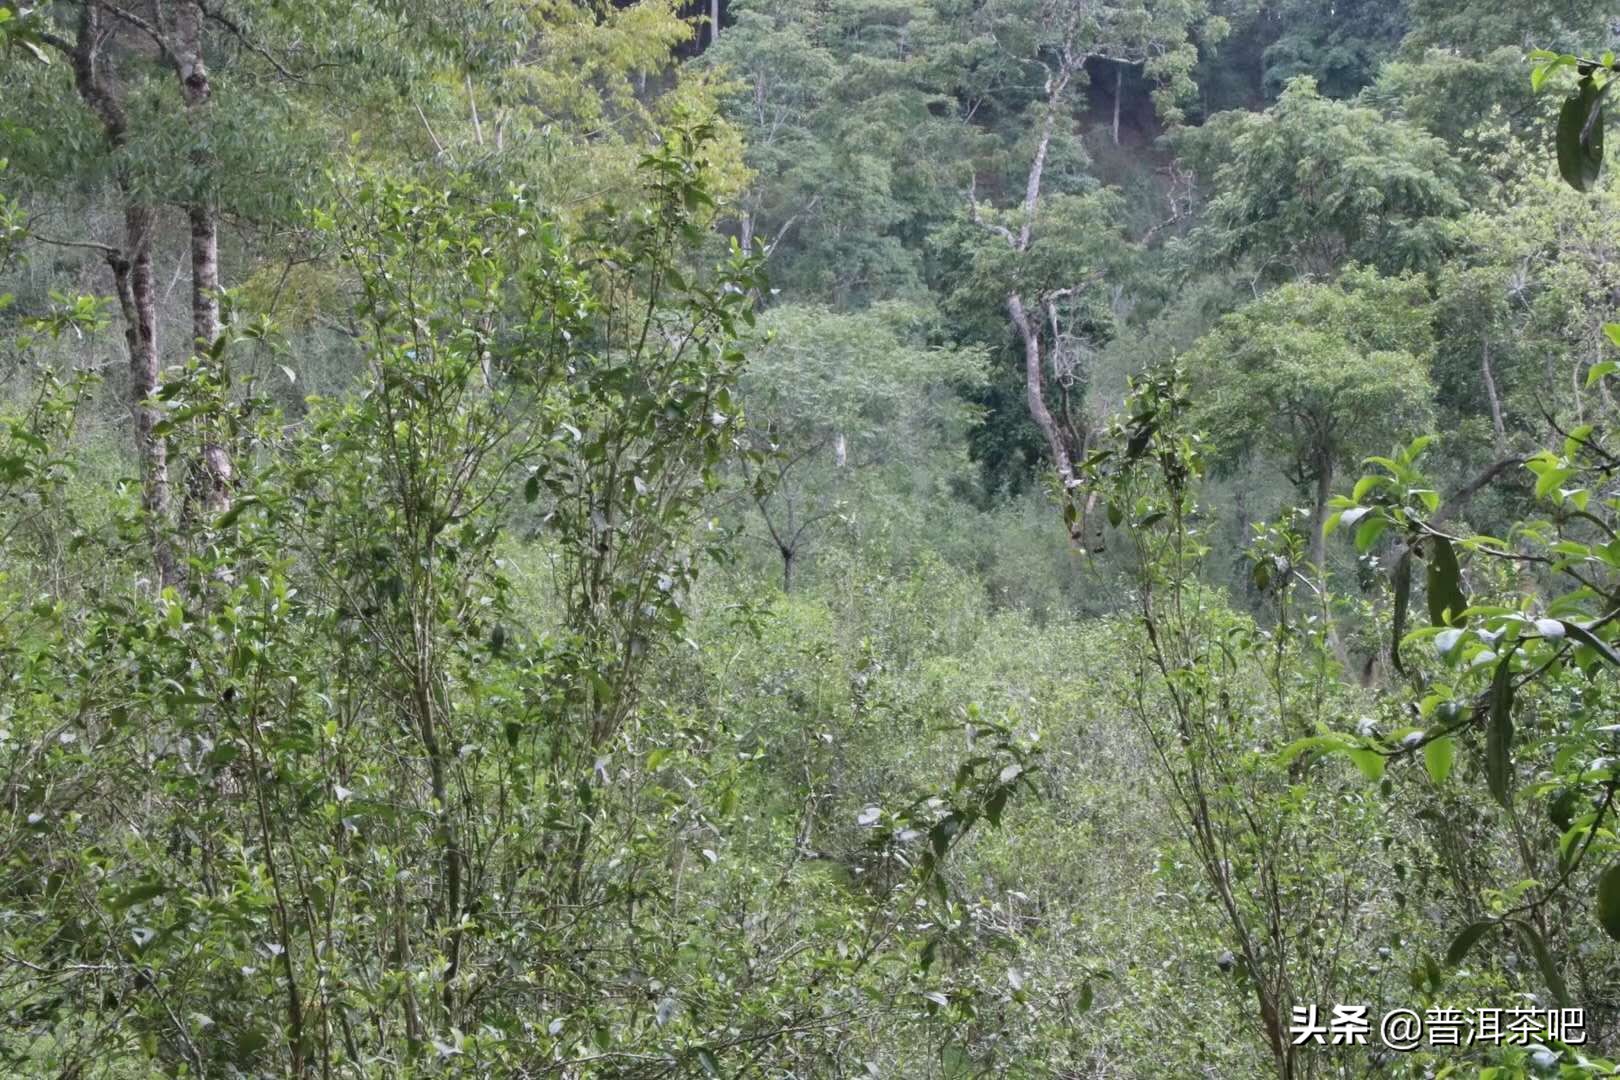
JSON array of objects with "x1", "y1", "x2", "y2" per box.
[
  {"x1": 175, "y1": 1, "x2": 233, "y2": 514},
  {"x1": 190, "y1": 203, "x2": 233, "y2": 514},
  {"x1": 111, "y1": 209, "x2": 177, "y2": 585},
  {"x1": 1481, "y1": 338, "x2": 1507, "y2": 456},
  {"x1": 710, "y1": 0, "x2": 721, "y2": 45},
  {"x1": 1005, "y1": 68, "x2": 1076, "y2": 489},
  {"x1": 1309, "y1": 460, "x2": 1333, "y2": 574},
  {"x1": 62, "y1": 4, "x2": 175, "y2": 583},
  {"x1": 1112, "y1": 63, "x2": 1123, "y2": 145},
  {"x1": 174, "y1": 2, "x2": 218, "y2": 329},
  {"x1": 1009, "y1": 291, "x2": 1074, "y2": 487},
  {"x1": 188, "y1": 208, "x2": 219, "y2": 351},
  {"x1": 127, "y1": 210, "x2": 168, "y2": 526}
]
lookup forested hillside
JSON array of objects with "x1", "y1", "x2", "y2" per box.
[{"x1": 2, "y1": 1, "x2": 1620, "y2": 1076}]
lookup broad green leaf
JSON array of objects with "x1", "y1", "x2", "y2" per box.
[
  {"x1": 1426, "y1": 537, "x2": 1467, "y2": 627},
  {"x1": 1277, "y1": 734, "x2": 1352, "y2": 765},
  {"x1": 1556, "y1": 77, "x2": 1605, "y2": 192},
  {"x1": 1333, "y1": 506, "x2": 1371, "y2": 535},
  {"x1": 1598, "y1": 864, "x2": 1620, "y2": 943},
  {"x1": 985, "y1": 787, "x2": 1008, "y2": 827},
  {"x1": 1354, "y1": 515, "x2": 1388, "y2": 553},
  {"x1": 109, "y1": 882, "x2": 167, "y2": 911},
  {"x1": 1352, "y1": 474, "x2": 1387, "y2": 501},
  {"x1": 1532, "y1": 53, "x2": 1576, "y2": 92},
  {"x1": 1514, "y1": 920, "x2": 1570, "y2": 1006},
  {"x1": 1446, "y1": 920, "x2": 1494, "y2": 966},
  {"x1": 920, "y1": 936, "x2": 938, "y2": 973},
  {"x1": 1347, "y1": 748, "x2": 1385, "y2": 781},
  {"x1": 1560, "y1": 621, "x2": 1620, "y2": 667},
  {"x1": 1435, "y1": 627, "x2": 1465, "y2": 660},
  {"x1": 1548, "y1": 788, "x2": 1579, "y2": 832},
  {"x1": 1424, "y1": 736, "x2": 1455, "y2": 784}
]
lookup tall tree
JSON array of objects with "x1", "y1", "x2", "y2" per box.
[
  {"x1": 29, "y1": 4, "x2": 176, "y2": 579},
  {"x1": 705, "y1": 0, "x2": 962, "y2": 304},
  {"x1": 6, "y1": 0, "x2": 724, "y2": 573},
  {"x1": 1188, "y1": 267, "x2": 1436, "y2": 569},
  {"x1": 739, "y1": 302, "x2": 986, "y2": 589},
  {"x1": 1257, "y1": 0, "x2": 1409, "y2": 99},
  {"x1": 1174, "y1": 75, "x2": 1467, "y2": 280},
  {"x1": 958, "y1": 0, "x2": 1216, "y2": 510}
]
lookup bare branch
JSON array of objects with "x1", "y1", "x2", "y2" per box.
[
  {"x1": 1432, "y1": 456, "x2": 1525, "y2": 528},
  {"x1": 30, "y1": 233, "x2": 120, "y2": 256},
  {"x1": 414, "y1": 101, "x2": 449, "y2": 159},
  {"x1": 32, "y1": 27, "x2": 76, "y2": 57},
  {"x1": 966, "y1": 176, "x2": 1016, "y2": 247},
  {"x1": 763, "y1": 195, "x2": 820, "y2": 258},
  {"x1": 200, "y1": 1, "x2": 299, "y2": 80},
  {"x1": 102, "y1": 1, "x2": 175, "y2": 61}
]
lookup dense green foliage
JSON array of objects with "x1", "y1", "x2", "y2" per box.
[{"x1": 4, "y1": 1, "x2": 1620, "y2": 1077}]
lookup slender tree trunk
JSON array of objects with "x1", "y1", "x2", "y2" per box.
[
  {"x1": 190, "y1": 203, "x2": 233, "y2": 513},
  {"x1": 128, "y1": 210, "x2": 167, "y2": 523},
  {"x1": 175, "y1": 1, "x2": 233, "y2": 513},
  {"x1": 465, "y1": 72, "x2": 483, "y2": 145},
  {"x1": 111, "y1": 209, "x2": 177, "y2": 584},
  {"x1": 1004, "y1": 70, "x2": 1075, "y2": 489},
  {"x1": 1009, "y1": 292, "x2": 1074, "y2": 487},
  {"x1": 710, "y1": 0, "x2": 721, "y2": 46},
  {"x1": 62, "y1": 4, "x2": 175, "y2": 582},
  {"x1": 1309, "y1": 461, "x2": 1333, "y2": 574},
  {"x1": 188, "y1": 207, "x2": 219, "y2": 351},
  {"x1": 1481, "y1": 338, "x2": 1507, "y2": 456},
  {"x1": 175, "y1": 1, "x2": 218, "y2": 351},
  {"x1": 1112, "y1": 63, "x2": 1123, "y2": 144}
]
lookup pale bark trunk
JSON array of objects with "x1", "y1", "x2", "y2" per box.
[
  {"x1": 111, "y1": 209, "x2": 177, "y2": 584},
  {"x1": 1006, "y1": 70, "x2": 1075, "y2": 488},
  {"x1": 710, "y1": 0, "x2": 721, "y2": 45},
  {"x1": 66, "y1": 3, "x2": 175, "y2": 581},
  {"x1": 1112, "y1": 63, "x2": 1123, "y2": 144},
  {"x1": 968, "y1": 55, "x2": 1094, "y2": 515},
  {"x1": 1018, "y1": 106, "x2": 1059, "y2": 247},
  {"x1": 1009, "y1": 291, "x2": 1074, "y2": 487},
  {"x1": 466, "y1": 72, "x2": 483, "y2": 145},
  {"x1": 1481, "y1": 338, "x2": 1507, "y2": 456},
  {"x1": 175, "y1": 1, "x2": 233, "y2": 513},
  {"x1": 190, "y1": 204, "x2": 232, "y2": 513}
]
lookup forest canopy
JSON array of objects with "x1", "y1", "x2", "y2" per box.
[{"x1": 3, "y1": 1, "x2": 1620, "y2": 1077}]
